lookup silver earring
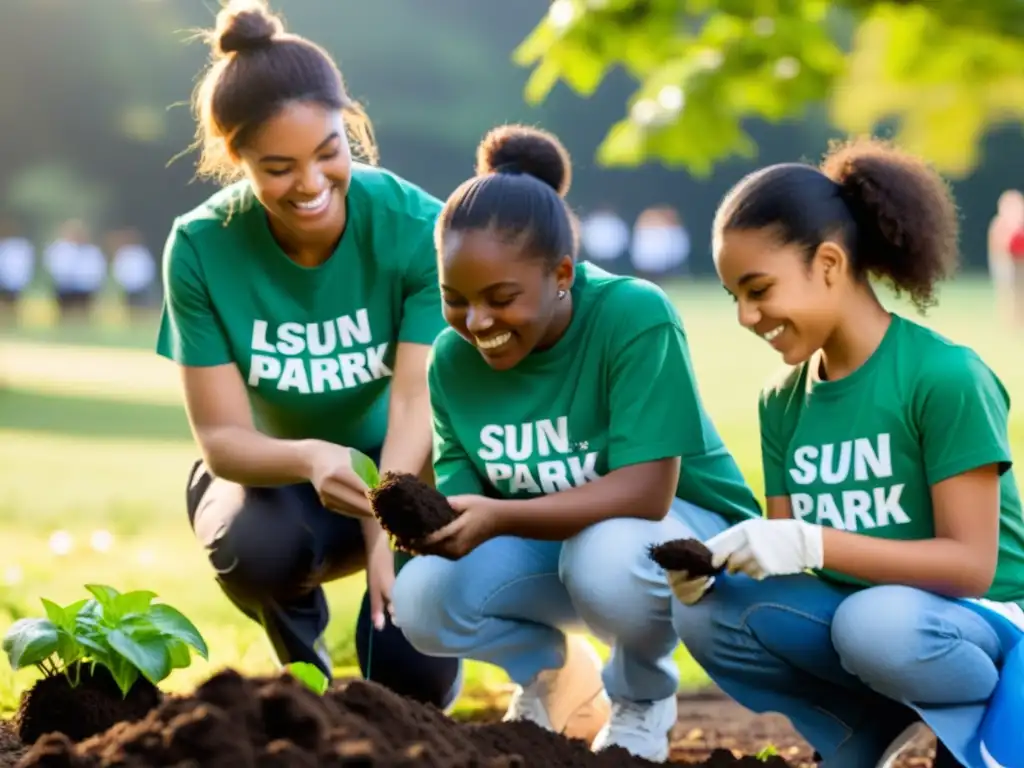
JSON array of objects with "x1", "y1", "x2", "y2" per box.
[{"x1": 557, "y1": 289, "x2": 567, "y2": 299}]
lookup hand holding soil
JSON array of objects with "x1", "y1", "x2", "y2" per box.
[
  {"x1": 305, "y1": 440, "x2": 374, "y2": 519},
  {"x1": 415, "y1": 494, "x2": 503, "y2": 560},
  {"x1": 649, "y1": 539, "x2": 722, "y2": 576},
  {"x1": 366, "y1": 471, "x2": 459, "y2": 551},
  {"x1": 649, "y1": 538, "x2": 724, "y2": 605}
]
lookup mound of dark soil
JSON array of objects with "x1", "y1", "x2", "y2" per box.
[
  {"x1": 648, "y1": 539, "x2": 721, "y2": 577},
  {"x1": 0, "y1": 721, "x2": 23, "y2": 767},
  {"x1": 15, "y1": 669, "x2": 796, "y2": 767},
  {"x1": 367, "y1": 472, "x2": 458, "y2": 551},
  {"x1": 14, "y1": 663, "x2": 161, "y2": 745}
]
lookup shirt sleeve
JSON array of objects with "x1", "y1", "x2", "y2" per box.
[
  {"x1": 759, "y1": 393, "x2": 789, "y2": 497},
  {"x1": 428, "y1": 355, "x2": 485, "y2": 496},
  {"x1": 398, "y1": 217, "x2": 447, "y2": 346},
  {"x1": 606, "y1": 322, "x2": 711, "y2": 470},
  {"x1": 914, "y1": 351, "x2": 1013, "y2": 485},
  {"x1": 155, "y1": 225, "x2": 233, "y2": 367}
]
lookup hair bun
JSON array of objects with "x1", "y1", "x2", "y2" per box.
[
  {"x1": 476, "y1": 124, "x2": 572, "y2": 197},
  {"x1": 214, "y1": 1, "x2": 283, "y2": 57}
]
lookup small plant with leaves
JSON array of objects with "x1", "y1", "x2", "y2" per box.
[
  {"x1": 350, "y1": 448, "x2": 381, "y2": 491},
  {"x1": 756, "y1": 744, "x2": 781, "y2": 761},
  {"x1": 2, "y1": 583, "x2": 209, "y2": 697},
  {"x1": 287, "y1": 662, "x2": 329, "y2": 695}
]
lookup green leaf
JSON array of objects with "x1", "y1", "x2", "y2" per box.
[
  {"x1": 107, "y1": 654, "x2": 140, "y2": 698},
  {"x1": 2, "y1": 618, "x2": 59, "y2": 670},
  {"x1": 75, "y1": 632, "x2": 111, "y2": 660},
  {"x1": 287, "y1": 662, "x2": 329, "y2": 695},
  {"x1": 349, "y1": 450, "x2": 380, "y2": 490},
  {"x1": 121, "y1": 615, "x2": 162, "y2": 640},
  {"x1": 62, "y1": 599, "x2": 91, "y2": 618},
  {"x1": 115, "y1": 590, "x2": 158, "y2": 618},
  {"x1": 40, "y1": 598, "x2": 70, "y2": 631},
  {"x1": 76, "y1": 599, "x2": 103, "y2": 623},
  {"x1": 147, "y1": 604, "x2": 208, "y2": 659},
  {"x1": 106, "y1": 629, "x2": 172, "y2": 686},
  {"x1": 54, "y1": 628, "x2": 83, "y2": 670},
  {"x1": 85, "y1": 584, "x2": 121, "y2": 612},
  {"x1": 166, "y1": 638, "x2": 192, "y2": 670}
]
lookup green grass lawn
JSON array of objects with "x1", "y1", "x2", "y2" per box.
[{"x1": 0, "y1": 277, "x2": 1021, "y2": 716}]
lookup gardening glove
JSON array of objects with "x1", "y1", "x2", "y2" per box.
[
  {"x1": 707, "y1": 518, "x2": 824, "y2": 580},
  {"x1": 667, "y1": 570, "x2": 715, "y2": 606}
]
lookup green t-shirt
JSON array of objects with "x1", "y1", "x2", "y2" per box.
[
  {"x1": 428, "y1": 261, "x2": 761, "y2": 525},
  {"x1": 155, "y1": 164, "x2": 446, "y2": 453},
  {"x1": 760, "y1": 313, "x2": 1024, "y2": 604}
]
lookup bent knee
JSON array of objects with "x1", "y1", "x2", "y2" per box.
[
  {"x1": 559, "y1": 517, "x2": 668, "y2": 635},
  {"x1": 209, "y1": 524, "x2": 314, "y2": 599},
  {"x1": 392, "y1": 556, "x2": 458, "y2": 649},
  {"x1": 832, "y1": 586, "x2": 946, "y2": 680}
]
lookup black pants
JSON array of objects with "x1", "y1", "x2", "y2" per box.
[{"x1": 185, "y1": 458, "x2": 461, "y2": 709}]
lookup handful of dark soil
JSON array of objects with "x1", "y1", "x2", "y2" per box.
[
  {"x1": 648, "y1": 538, "x2": 722, "y2": 577},
  {"x1": 367, "y1": 471, "x2": 458, "y2": 551}
]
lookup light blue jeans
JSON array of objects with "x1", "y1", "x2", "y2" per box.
[
  {"x1": 392, "y1": 498, "x2": 730, "y2": 702},
  {"x1": 673, "y1": 572, "x2": 1019, "y2": 768}
]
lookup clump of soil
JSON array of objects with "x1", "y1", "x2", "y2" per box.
[
  {"x1": 0, "y1": 721, "x2": 24, "y2": 767},
  {"x1": 14, "y1": 663, "x2": 161, "y2": 745},
  {"x1": 367, "y1": 471, "x2": 458, "y2": 551},
  {"x1": 14, "y1": 669, "x2": 798, "y2": 768},
  {"x1": 648, "y1": 539, "x2": 721, "y2": 576}
]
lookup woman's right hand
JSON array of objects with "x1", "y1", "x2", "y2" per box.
[{"x1": 304, "y1": 440, "x2": 373, "y2": 518}]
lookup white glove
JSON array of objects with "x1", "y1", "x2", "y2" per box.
[
  {"x1": 667, "y1": 570, "x2": 715, "y2": 606},
  {"x1": 707, "y1": 518, "x2": 824, "y2": 580}
]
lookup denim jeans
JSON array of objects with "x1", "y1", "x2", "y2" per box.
[
  {"x1": 673, "y1": 572, "x2": 1021, "y2": 767},
  {"x1": 391, "y1": 498, "x2": 731, "y2": 702}
]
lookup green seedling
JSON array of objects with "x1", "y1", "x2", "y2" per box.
[
  {"x1": 287, "y1": 661, "x2": 329, "y2": 695},
  {"x1": 350, "y1": 449, "x2": 381, "y2": 490},
  {"x1": 756, "y1": 744, "x2": 781, "y2": 761},
  {"x1": 2, "y1": 583, "x2": 209, "y2": 698}
]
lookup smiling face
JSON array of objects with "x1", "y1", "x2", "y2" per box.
[
  {"x1": 236, "y1": 101, "x2": 352, "y2": 239},
  {"x1": 715, "y1": 227, "x2": 847, "y2": 366},
  {"x1": 440, "y1": 229, "x2": 574, "y2": 371}
]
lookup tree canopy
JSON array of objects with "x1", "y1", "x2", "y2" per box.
[{"x1": 514, "y1": 0, "x2": 1024, "y2": 176}]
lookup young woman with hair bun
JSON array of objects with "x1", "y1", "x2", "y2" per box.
[{"x1": 156, "y1": 0, "x2": 460, "y2": 709}]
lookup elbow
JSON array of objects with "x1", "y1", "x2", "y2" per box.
[
  {"x1": 193, "y1": 426, "x2": 232, "y2": 479},
  {"x1": 942, "y1": 558, "x2": 997, "y2": 599},
  {"x1": 958, "y1": 563, "x2": 998, "y2": 598},
  {"x1": 638, "y1": 491, "x2": 677, "y2": 522}
]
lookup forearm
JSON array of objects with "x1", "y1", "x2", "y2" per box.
[
  {"x1": 197, "y1": 425, "x2": 314, "y2": 486},
  {"x1": 493, "y1": 470, "x2": 672, "y2": 542},
  {"x1": 379, "y1": 390, "x2": 432, "y2": 478},
  {"x1": 822, "y1": 528, "x2": 997, "y2": 597}
]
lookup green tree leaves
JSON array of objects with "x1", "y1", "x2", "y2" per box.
[{"x1": 515, "y1": 0, "x2": 1024, "y2": 176}]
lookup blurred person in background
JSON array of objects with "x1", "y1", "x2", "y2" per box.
[
  {"x1": 0, "y1": 216, "x2": 35, "y2": 324},
  {"x1": 630, "y1": 205, "x2": 690, "y2": 283},
  {"x1": 108, "y1": 228, "x2": 158, "y2": 319},
  {"x1": 987, "y1": 189, "x2": 1024, "y2": 326},
  {"x1": 156, "y1": 0, "x2": 460, "y2": 709},
  {"x1": 43, "y1": 219, "x2": 107, "y2": 322},
  {"x1": 671, "y1": 141, "x2": 1024, "y2": 768},
  {"x1": 579, "y1": 204, "x2": 630, "y2": 275}
]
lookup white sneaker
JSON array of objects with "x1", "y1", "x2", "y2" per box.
[
  {"x1": 502, "y1": 634, "x2": 611, "y2": 746},
  {"x1": 876, "y1": 722, "x2": 930, "y2": 768},
  {"x1": 592, "y1": 694, "x2": 677, "y2": 762}
]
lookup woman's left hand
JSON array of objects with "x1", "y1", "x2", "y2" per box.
[
  {"x1": 416, "y1": 495, "x2": 502, "y2": 560},
  {"x1": 708, "y1": 518, "x2": 825, "y2": 579}
]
